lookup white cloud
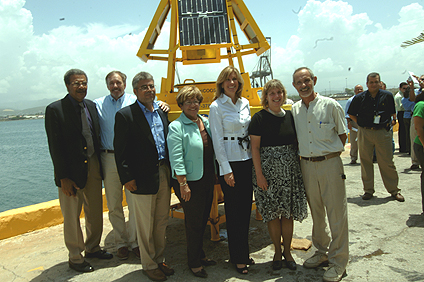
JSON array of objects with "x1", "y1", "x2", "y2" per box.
[{"x1": 2, "y1": 0, "x2": 424, "y2": 108}]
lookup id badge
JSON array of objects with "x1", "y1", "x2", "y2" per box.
[{"x1": 373, "y1": 115, "x2": 381, "y2": 124}]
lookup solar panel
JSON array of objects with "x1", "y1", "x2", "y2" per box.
[{"x1": 178, "y1": 0, "x2": 231, "y2": 46}]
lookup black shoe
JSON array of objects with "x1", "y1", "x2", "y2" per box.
[
  {"x1": 235, "y1": 264, "x2": 248, "y2": 274},
  {"x1": 68, "y1": 260, "x2": 94, "y2": 272},
  {"x1": 85, "y1": 249, "x2": 113, "y2": 259},
  {"x1": 410, "y1": 164, "x2": 420, "y2": 170},
  {"x1": 349, "y1": 160, "x2": 357, "y2": 165},
  {"x1": 272, "y1": 260, "x2": 283, "y2": 270},
  {"x1": 284, "y1": 260, "x2": 297, "y2": 270},
  {"x1": 191, "y1": 268, "x2": 208, "y2": 278},
  {"x1": 362, "y1": 193, "x2": 373, "y2": 200}
]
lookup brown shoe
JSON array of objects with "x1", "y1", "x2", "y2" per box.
[
  {"x1": 132, "y1": 247, "x2": 140, "y2": 258},
  {"x1": 158, "y1": 262, "x2": 174, "y2": 276},
  {"x1": 393, "y1": 193, "x2": 405, "y2": 202},
  {"x1": 143, "y1": 268, "x2": 167, "y2": 281},
  {"x1": 362, "y1": 193, "x2": 373, "y2": 200},
  {"x1": 117, "y1": 247, "x2": 129, "y2": 260}
]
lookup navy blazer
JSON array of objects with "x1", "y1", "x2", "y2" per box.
[
  {"x1": 45, "y1": 94, "x2": 102, "y2": 188},
  {"x1": 114, "y1": 101, "x2": 171, "y2": 194}
]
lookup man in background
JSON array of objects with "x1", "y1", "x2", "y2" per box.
[
  {"x1": 394, "y1": 82, "x2": 408, "y2": 153},
  {"x1": 45, "y1": 69, "x2": 112, "y2": 273},
  {"x1": 348, "y1": 72, "x2": 404, "y2": 202},
  {"x1": 345, "y1": 84, "x2": 363, "y2": 164}
]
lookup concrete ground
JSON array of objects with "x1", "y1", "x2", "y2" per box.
[{"x1": 1, "y1": 132, "x2": 423, "y2": 282}]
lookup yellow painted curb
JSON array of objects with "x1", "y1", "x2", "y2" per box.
[{"x1": 0, "y1": 189, "x2": 127, "y2": 240}]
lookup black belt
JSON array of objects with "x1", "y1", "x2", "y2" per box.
[
  {"x1": 158, "y1": 159, "x2": 167, "y2": 166},
  {"x1": 223, "y1": 136, "x2": 250, "y2": 150},
  {"x1": 101, "y1": 149, "x2": 115, "y2": 153}
]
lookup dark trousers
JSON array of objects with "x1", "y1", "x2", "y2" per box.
[
  {"x1": 174, "y1": 176, "x2": 214, "y2": 268},
  {"x1": 398, "y1": 111, "x2": 407, "y2": 152},
  {"x1": 218, "y1": 159, "x2": 253, "y2": 264},
  {"x1": 413, "y1": 143, "x2": 424, "y2": 213},
  {"x1": 404, "y1": 118, "x2": 411, "y2": 153}
]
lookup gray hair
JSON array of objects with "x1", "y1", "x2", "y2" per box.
[
  {"x1": 132, "y1": 71, "x2": 154, "y2": 89},
  {"x1": 366, "y1": 72, "x2": 380, "y2": 83},
  {"x1": 292, "y1": 67, "x2": 315, "y2": 83},
  {"x1": 64, "y1": 69, "x2": 87, "y2": 85}
]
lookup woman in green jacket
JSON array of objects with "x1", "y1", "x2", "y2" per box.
[{"x1": 167, "y1": 85, "x2": 216, "y2": 278}]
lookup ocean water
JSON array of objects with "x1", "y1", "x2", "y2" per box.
[
  {"x1": 0, "y1": 99, "x2": 350, "y2": 213},
  {"x1": 0, "y1": 119, "x2": 57, "y2": 213}
]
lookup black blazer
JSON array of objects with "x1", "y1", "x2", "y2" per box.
[
  {"x1": 45, "y1": 94, "x2": 102, "y2": 188},
  {"x1": 114, "y1": 102, "x2": 171, "y2": 195}
]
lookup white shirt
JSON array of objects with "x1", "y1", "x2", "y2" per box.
[
  {"x1": 292, "y1": 94, "x2": 346, "y2": 157},
  {"x1": 209, "y1": 95, "x2": 252, "y2": 176}
]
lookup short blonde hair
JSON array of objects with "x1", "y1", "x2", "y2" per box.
[
  {"x1": 261, "y1": 79, "x2": 287, "y2": 108},
  {"x1": 176, "y1": 85, "x2": 203, "y2": 107},
  {"x1": 213, "y1": 66, "x2": 244, "y2": 101}
]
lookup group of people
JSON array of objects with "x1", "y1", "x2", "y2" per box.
[{"x1": 45, "y1": 66, "x2": 413, "y2": 282}]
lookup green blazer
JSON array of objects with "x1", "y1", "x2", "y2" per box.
[{"x1": 167, "y1": 112, "x2": 213, "y2": 181}]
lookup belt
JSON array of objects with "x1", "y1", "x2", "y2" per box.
[
  {"x1": 158, "y1": 159, "x2": 167, "y2": 166},
  {"x1": 361, "y1": 126, "x2": 384, "y2": 130},
  {"x1": 301, "y1": 152, "x2": 341, "y2": 162},
  {"x1": 101, "y1": 149, "x2": 115, "y2": 153},
  {"x1": 223, "y1": 136, "x2": 250, "y2": 150}
]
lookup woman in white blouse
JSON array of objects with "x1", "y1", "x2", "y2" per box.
[{"x1": 209, "y1": 66, "x2": 253, "y2": 274}]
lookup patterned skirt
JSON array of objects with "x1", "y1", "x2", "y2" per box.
[{"x1": 252, "y1": 144, "x2": 308, "y2": 223}]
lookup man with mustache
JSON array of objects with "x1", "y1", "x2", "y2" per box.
[
  {"x1": 95, "y1": 71, "x2": 170, "y2": 260},
  {"x1": 114, "y1": 71, "x2": 174, "y2": 282},
  {"x1": 45, "y1": 69, "x2": 113, "y2": 273},
  {"x1": 291, "y1": 67, "x2": 349, "y2": 282},
  {"x1": 94, "y1": 71, "x2": 140, "y2": 260}
]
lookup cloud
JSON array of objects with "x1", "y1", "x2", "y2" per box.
[{"x1": 2, "y1": 0, "x2": 424, "y2": 108}]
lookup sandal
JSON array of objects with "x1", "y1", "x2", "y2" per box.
[{"x1": 235, "y1": 264, "x2": 248, "y2": 274}]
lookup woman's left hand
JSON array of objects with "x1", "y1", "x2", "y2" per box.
[{"x1": 180, "y1": 184, "x2": 191, "y2": 202}]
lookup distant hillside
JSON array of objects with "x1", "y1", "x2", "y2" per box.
[{"x1": 1, "y1": 106, "x2": 46, "y2": 116}]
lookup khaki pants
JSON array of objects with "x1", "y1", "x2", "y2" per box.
[
  {"x1": 132, "y1": 163, "x2": 171, "y2": 270},
  {"x1": 358, "y1": 127, "x2": 400, "y2": 195},
  {"x1": 58, "y1": 155, "x2": 103, "y2": 264},
  {"x1": 101, "y1": 152, "x2": 137, "y2": 249},
  {"x1": 300, "y1": 156, "x2": 349, "y2": 269}
]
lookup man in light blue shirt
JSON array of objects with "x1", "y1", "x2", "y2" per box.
[{"x1": 94, "y1": 71, "x2": 138, "y2": 260}]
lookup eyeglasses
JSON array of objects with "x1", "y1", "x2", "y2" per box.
[
  {"x1": 184, "y1": 100, "x2": 200, "y2": 106},
  {"x1": 71, "y1": 81, "x2": 88, "y2": 87},
  {"x1": 137, "y1": 84, "x2": 155, "y2": 91}
]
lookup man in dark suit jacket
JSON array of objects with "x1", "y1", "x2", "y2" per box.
[
  {"x1": 114, "y1": 71, "x2": 174, "y2": 282},
  {"x1": 45, "y1": 69, "x2": 112, "y2": 273}
]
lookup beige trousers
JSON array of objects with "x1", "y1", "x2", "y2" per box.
[
  {"x1": 358, "y1": 127, "x2": 400, "y2": 195},
  {"x1": 300, "y1": 156, "x2": 349, "y2": 269},
  {"x1": 101, "y1": 152, "x2": 137, "y2": 249},
  {"x1": 58, "y1": 155, "x2": 103, "y2": 264},
  {"x1": 132, "y1": 163, "x2": 171, "y2": 270}
]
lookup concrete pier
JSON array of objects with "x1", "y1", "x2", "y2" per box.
[{"x1": 1, "y1": 135, "x2": 423, "y2": 282}]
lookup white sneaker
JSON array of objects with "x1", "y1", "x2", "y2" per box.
[
  {"x1": 303, "y1": 252, "x2": 329, "y2": 268},
  {"x1": 323, "y1": 265, "x2": 346, "y2": 282}
]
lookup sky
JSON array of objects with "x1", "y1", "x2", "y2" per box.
[{"x1": 2, "y1": 0, "x2": 424, "y2": 109}]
